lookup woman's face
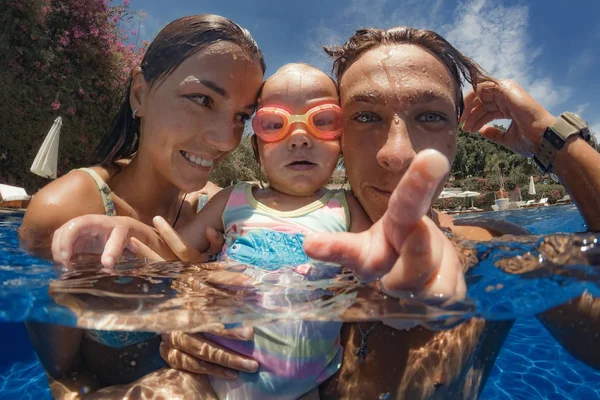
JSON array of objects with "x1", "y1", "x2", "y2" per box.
[
  {"x1": 339, "y1": 44, "x2": 458, "y2": 222},
  {"x1": 134, "y1": 42, "x2": 264, "y2": 192}
]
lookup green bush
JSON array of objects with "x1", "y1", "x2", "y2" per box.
[
  {"x1": 0, "y1": 0, "x2": 144, "y2": 193},
  {"x1": 210, "y1": 135, "x2": 265, "y2": 187}
]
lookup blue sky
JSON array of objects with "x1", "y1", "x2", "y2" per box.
[{"x1": 129, "y1": 0, "x2": 600, "y2": 137}]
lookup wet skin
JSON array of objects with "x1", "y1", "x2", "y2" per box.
[
  {"x1": 319, "y1": 44, "x2": 514, "y2": 399},
  {"x1": 21, "y1": 41, "x2": 264, "y2": 394}
]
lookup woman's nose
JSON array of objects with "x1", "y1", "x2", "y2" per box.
[{"x1": 204, "y1": 120, "x2": 240, "y2": 152}]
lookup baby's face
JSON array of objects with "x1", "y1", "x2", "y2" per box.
[{"x1": 256, "y1": 66, "x2": 341, "y2": 197}]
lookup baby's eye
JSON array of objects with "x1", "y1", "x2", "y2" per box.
[
  {"x1": 353, "y1": 112, "x2": 381, "y2": 123},
  {"x1": 314, "y1": 116, "x2": 334, "y2": 127},
  {"x1": 416, "y1": 112, "x2": 447, "y2": 123},
  {"x1": 264, "y1": 121, "x2": 284, "y2": 130}
]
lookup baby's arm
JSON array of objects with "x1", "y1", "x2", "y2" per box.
[{"x1": 176, "y1": 186, "x2": 234, "y2": 253}]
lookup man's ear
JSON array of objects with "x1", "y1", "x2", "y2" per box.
[{"x1": 129, "y1": 67, "x2": 148, "y2": 117}]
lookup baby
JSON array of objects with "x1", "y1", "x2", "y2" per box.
[
  {"x1": 54, "y1": 63, "x2": 372, "y2": 399},
  {"x1": 174, "y1": 63, "x2": 370, "y2": 399}
]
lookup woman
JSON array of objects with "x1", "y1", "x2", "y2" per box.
[
  {"x1": 158, "y1": 27, "x2": 600, "y2": 399},
  {"x1": 20, "y1": 14, "x2": 266, "y2": 397}
]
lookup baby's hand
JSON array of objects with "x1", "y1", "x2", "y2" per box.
[{"x1": 52, "y1": 215, "x2": 140, "y2": 268}]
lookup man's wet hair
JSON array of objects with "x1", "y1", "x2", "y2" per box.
[{"x1": 323, "y1": 26, "x2": 492, "y2": 118}]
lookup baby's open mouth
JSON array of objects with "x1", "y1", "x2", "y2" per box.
[{"x1": 288, "y1": 160, "x2": 316, "y2": 166}]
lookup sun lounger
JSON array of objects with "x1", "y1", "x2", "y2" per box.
[{"x1": 0, "y1": 184, "x2": 31, "y2": 209}]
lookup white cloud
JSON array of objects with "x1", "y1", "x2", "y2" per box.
[
  {"x1": 591, "y1": 122, "x2": 600, "y2": 141},
  {"x1": 305, "y1": 0, "x2": 571, "y2": 112},
  {"x1": 443, "y1": 0, "x2": 570, "y2": 111},
  {"x1": 574, "y1": 103, "x2": 589, "y2": 116}
]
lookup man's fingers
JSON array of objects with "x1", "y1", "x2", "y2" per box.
[
  {"x1": 304, "y1": 230, "x2": 394, "y2": 281},
  {"x1": 479, "y1": 126, "x2": 509, "y2": 147},
  {"x1": 383, "y1": 149, "x2": 449, "y2": 252},
  {"x1": 380, "y1": 218, "x2": 464, "y2": 303},
  {"x1": 159, "y1": 342, "x2": 238, "y2": 380},
  {"x1": 162, "y1": 332, "x2": 259, "y2": 373},
  {"x1": 461, "y1": 89, "x2": 477, "y2": 123},
  {"x1": 379, "y1": 218, "x2": 443, "y2": 295},
  {"x1": 304, "y1": 231, "x2": 366, "y2": 267},
  {"x1": 420, "y1": 231, "x2": 466, "y2": 303}
]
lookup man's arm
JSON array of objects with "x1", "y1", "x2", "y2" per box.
[{"x1": 551, "y1": 136, "x2": 600, "y2": 231}]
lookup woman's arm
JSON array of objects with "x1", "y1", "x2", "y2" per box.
[
  {"x1": 51, "y1": 215, "x2": 176, "y2": 267},
  {"x1": 51, "y1": 186, "x2": 233, "y2": 268},
  {"x1": 19, "y1": 170, "x2": 110, "y2": 255}
]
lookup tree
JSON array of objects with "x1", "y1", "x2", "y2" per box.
[
  {"x1": 451, "y1": 125, "x2": 539, "y2": 181},
  {"x1": 0, "y1": 0, "x2": 145, "y2": 192},
  {"x1": 210, "y1": 135, "x2": 265, "y2": 187}
]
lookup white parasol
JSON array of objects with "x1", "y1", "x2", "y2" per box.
[
  {"x1": 528, "y1": 176, "x2": 536, "y2": 196},
  {"x1": 456, "y1": 191, "x2": 481, "y2": 208},
  {"x1": 438, "y1": 190, "x2": 458, "y2": 199},
  {"x1": 30, "y1": 116, "x2": 61, "y2": 179}
]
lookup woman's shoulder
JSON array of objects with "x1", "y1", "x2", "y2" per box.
[{"x1": 21, "y1": 167, "x2": 111, "y2": 237}]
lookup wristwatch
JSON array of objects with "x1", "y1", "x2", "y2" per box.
[{"x1": 533, "y1": 112, "x2": 591, "y2": 172}]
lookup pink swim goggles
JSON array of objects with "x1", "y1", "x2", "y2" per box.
[{"x1": 252, "y1": 104, "x2": 343, "y2": 143}]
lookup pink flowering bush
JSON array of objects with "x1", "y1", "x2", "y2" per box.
[{"x1": 0, "y1": 0, "x2": 146, "y2": 191}]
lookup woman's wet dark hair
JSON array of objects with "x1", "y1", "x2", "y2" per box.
[
  {"x1": 323, "y1": 26, "x2": 492, "y2": 118},
  {"x1": 93, "y1": 14, "x2": 266, "y2": 166}
]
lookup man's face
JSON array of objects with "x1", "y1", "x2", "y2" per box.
[{"x1": 340, "y1": 44, "x2": 458, "y2": 222}]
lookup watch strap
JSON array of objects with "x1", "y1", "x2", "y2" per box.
[{"x1": 533, "y1": 112, "x2": 590, "y2": 172}]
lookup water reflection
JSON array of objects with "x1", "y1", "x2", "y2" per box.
[{"x1": 1, "y1": 232, "x2": 598, "y2": 333}]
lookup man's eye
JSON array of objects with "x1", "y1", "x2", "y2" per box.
[
  {"x1": 353, "y1": 112, "x2": 381, "y2": 123},
  {"x1": 188, "y1": 94, "x2": 212, "y2": 108},
  {"x1": 417, "y1": 112, "x2": 447, "y2": 123}
]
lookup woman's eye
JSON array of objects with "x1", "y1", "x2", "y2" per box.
[
  {"x1": 188, "y1": 94, "x2": 212, "y2": 108},
  {"x1": 353, "y1": 112, "x2": 381, "y2": 123},
  {"x1": 417, "y1": 112, "x2": 447, "y2": 123}
]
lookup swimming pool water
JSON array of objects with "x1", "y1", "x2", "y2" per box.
[
  {"x1": 0, "y1": 205, "x2": 599, "y2": 399},
  {"x1": 461, "y1": 205, "x2": 600, "y2": 400}
]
